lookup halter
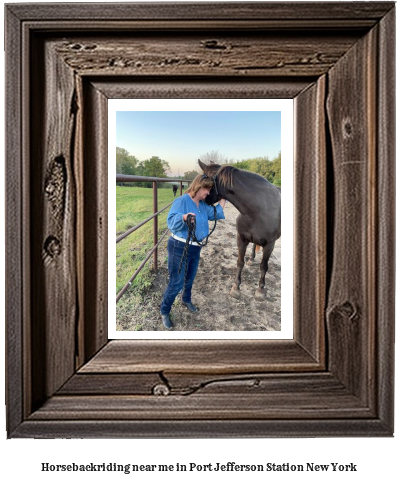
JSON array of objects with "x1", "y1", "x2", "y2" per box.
[{"x1": 200, "y1": 172, "x2": 219, "y2": 198}]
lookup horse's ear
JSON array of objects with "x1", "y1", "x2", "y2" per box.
[{"x1": 198, "y1": 159, "x2": 208, "y2": 173}]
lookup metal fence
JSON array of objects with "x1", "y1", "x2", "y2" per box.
[{"x1": 116, "y1": 174, "x2": 192, "y2": 303}]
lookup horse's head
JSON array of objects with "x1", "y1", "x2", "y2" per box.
[{"x1": 198, "y1": 159, "x2": 222, "y2": 205}]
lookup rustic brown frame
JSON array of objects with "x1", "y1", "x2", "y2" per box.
[{"x1": 5, "y1": 2, "x2": 395, "y2": 438}]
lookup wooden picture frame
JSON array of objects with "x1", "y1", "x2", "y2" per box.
[{"x1": 5, "y1": 2, "x2": 395, "y2": 438}]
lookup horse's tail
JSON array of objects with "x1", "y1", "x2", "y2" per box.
[{"x1": 255, "y1": 245, "x2": 261, "y2": 254}]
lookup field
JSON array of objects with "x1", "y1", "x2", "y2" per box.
[{"x1": 116, "y1": 185, "x2": 175, "y2": 295}]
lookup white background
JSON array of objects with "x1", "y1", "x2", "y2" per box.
[
  {"x1": 109, "y1": 98, "x2": 293, "y2": 339},
  {"x1": 1, "y1": 1, "x2": 397, "y2": 486}
]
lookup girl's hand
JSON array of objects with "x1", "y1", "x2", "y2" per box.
[
  {"x1": 183, "y1": 212, "x2": 195, "y2": 221},
  {"x1": 219, "y1": 198, "x2": 226, "y2": 208}
]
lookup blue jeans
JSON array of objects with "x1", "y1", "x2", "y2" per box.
[{"x1": 160, "y1": 237, "x2": 201, "y2": 315}]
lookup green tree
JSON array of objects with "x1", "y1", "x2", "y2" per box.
[
  {"x1": 271, "y1": 152, "x2": 281, "y2": 187},
  {"x1": 116, "y1": 147, "x2": 138, "y2": 175},
  {"x1": 137, "y1": 156, "x2": 171, "y2": 187},
  {"x1": 232, "y1": 161, "x2": 250, "y2": 171},
  {"x1": 183, "y1": 170, "x2": 199, "y2": 181},
  {"x1": 232, "y1": 152, "x2": 281, "y2": 187},
  {"x1": 116, "y1": 147, "x2": 139, "y2": 186}
]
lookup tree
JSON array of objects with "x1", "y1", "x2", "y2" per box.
[
  {"x1": 116, "y1": 147, "x2": 138, "y2": 175},
  {"x1": 233, "y1": 160, "x2": 250, "y2": 171},
  {"x1": 271, "y1": 152, "x2": 281, "y2": 187},
  {"x1": 142, "y1": 156, "x2": 170, "y2": 177},
  {"x1": 137, "y1": 156, "x2": 171, "y2": 187},
  {"x1": 183, "y1": 170, "x2": 199, "y2": 181},
  {"x1": 232, "y1": 152, "x2": 281, "y2": 187},
  {"x1": 199, "y1": 149, "x2": 229, "y2": 166}
]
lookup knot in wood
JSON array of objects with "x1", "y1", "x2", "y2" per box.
[
  {"x1": 152, "y1": 383, "x2": 170, "y2": 396},
  {"x1": 328, "y1": 301, "x2": 359, "y2": 323},
  {"x1": 201, "y1": 40, "x2": 227, "y2": 50},
  {"x1": 45, "y1": 181, "x2": 56, "y2": 196},
  {"x1": 45, "y1": 156, "x2": 66, "y2": 209},
  {"x1": 342, "y1": 119, "x2": 353, "y2": 138},
  {"x1": 339, "y1": 301, "x2": 358, "y2": 321},
  {"x1": 83, "y1": 44, "x2": 97, "y2": 51},
  {"x1": 44, "y1": 236, "x2": 61, "y2": 258}
]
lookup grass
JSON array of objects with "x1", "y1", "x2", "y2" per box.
[{"x1": 116, "y1": 185, "x2": 175, "y2": 296}]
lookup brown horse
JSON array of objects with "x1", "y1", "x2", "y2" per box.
[{"x1": 198, "y1": 160, "x2": 281, "y2": 301}]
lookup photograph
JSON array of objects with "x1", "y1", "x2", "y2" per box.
[
  {"x1": 4, "y1": 1, "x2": 395, "y2": 471},
  {"x1": 109, "y1": 99, "x2": 293, "y2": 338}
]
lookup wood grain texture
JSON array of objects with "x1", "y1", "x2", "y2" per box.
[
  {"x1": 13, "y1": 418, "x2": 390, "y2": 439},
  {"x1": 83, "y1": 75, "x2": 326, "y2": 374},
  {"x1": 53, "y1": 33, "x2": 360, "y2": 78},
  {"x1": 294, "y1": 76, "x2": 326, "y2": 363},
  {"x1": 326, "y1": 26, "x2": 377, "y2": 404},
  {"x1": 7, "y1": 2, "x2": 394, "y2": 22},
  {"x1": 5, "y1": 4, "x2": 24, "y2": 436},
  {"x1": 376, "y1": 6, "x2": 396, "y2": 431},
  {"x1": 91, "y1": 78, "x2": 312, "y2": 100},
  {"x1": 29, "y1": 393, "x2": 371, "y2": 421},
  {"x1": 5, "y1": 2, "x2": 395, "y2": 438},
  {"x1": 79, "y1": 340, "x2": 321, "y2": 374},
  {"x1": 81, "y1": 81, "x2": 109, "y2": 363},
  {"x1": 58, "y1": 371, "x2": 363, "y2": 399},
  {"x1": 58, "y1": 372, "x2": 163, "y2": 396},
  {"x1": 30, "y1": 37, "x2": 78, "y2": 408}
]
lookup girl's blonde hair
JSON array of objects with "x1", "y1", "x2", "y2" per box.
[{"x1": 185, "y1": 174, "x2": 214, "y2": 198}]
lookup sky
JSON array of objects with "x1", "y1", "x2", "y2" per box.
[{"x1": 116, "y1": 111, "x2": 282, "y2": 175}]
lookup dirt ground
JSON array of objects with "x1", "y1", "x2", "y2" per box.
[{"x1": 116, "y1": 202, "x2": 281, "y2": 332}]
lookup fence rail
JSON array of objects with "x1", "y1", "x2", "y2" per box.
[
  {"x1": 116, "y1": 202, "x2": 173, "y2": 244},
  {"x1": 116, "y1": 174, "x2": 193, "y2": 303},
  {"x1": 117, "y1": 174, "x2": 192, "y2": 183}
]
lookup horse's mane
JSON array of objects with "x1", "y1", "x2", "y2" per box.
[
  {"x1": 216, "y1": 165, "x2": 269, "y2": 187},
  {"x1": 216, "y1": 165, "x2": 238, "y2": 188}
]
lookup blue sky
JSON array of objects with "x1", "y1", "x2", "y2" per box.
[{"x1": 116, "y1": 111, "x2": 281, "y2": 175}]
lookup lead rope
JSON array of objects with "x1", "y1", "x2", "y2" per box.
[{"x1": 178, "y1": 205, "x2": 217, "y2": 297}]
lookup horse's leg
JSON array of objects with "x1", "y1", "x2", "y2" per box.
[
  {"x1": 254, "y1": 241, "x2": 275, "y2": 301},
  {"x1": 247, "y1": 243, "x2": 256, "y2": 266},
  {"x1": 230, "y1": 234, "x2": 249, "y2": 299}
]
